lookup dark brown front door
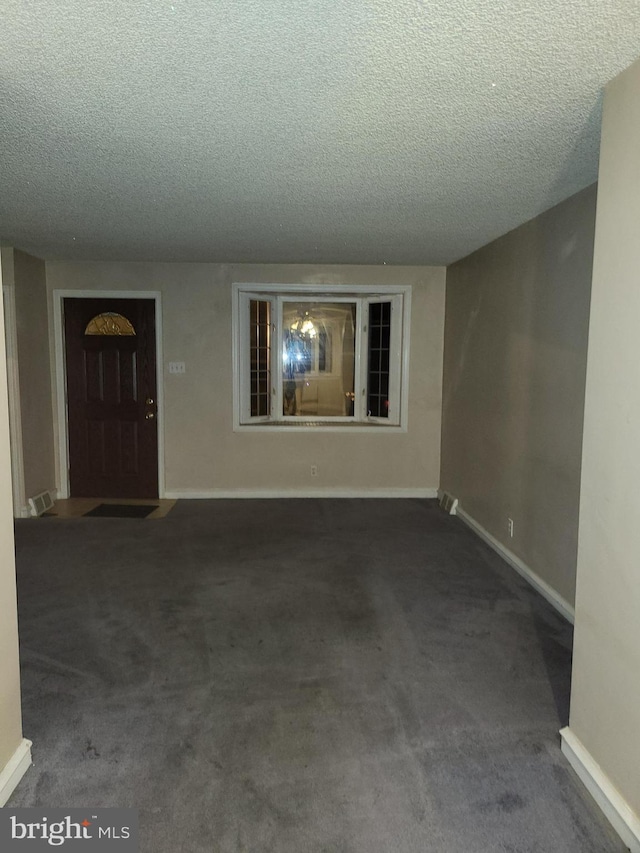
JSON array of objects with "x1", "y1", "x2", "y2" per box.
[{"x1": 65, "y1": 298, "x2": 158, "y2": 498}]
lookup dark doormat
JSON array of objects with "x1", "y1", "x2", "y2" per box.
[{"x1": 83, "y1": 504, "x2": 159, "y2": 519}]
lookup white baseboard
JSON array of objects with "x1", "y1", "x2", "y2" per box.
[
  {"x1": 164, "y1": 487, "x2": 439, "y2": 500},
  {"x1": 0, "y1": 738, "x2": 32, "y2": 807},
  {"x1": 560, "y1": 727, "x2": 640, "y2": 852},
  {"x1": 456, "y1": 506, "x2": 575, "y2": 624}
]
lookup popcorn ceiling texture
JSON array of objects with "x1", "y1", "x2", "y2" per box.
[{"x1": 0, "y1": 0, "x2": 639, "y2": 264}]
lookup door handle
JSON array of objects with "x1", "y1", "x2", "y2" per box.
[{"x1": 145, "y1": 411, "x2": 155, "y2": 420}]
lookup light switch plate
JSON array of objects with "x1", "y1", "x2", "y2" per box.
[{"x1": 168, "y1": 362, "x2": 186, "y2": 374}]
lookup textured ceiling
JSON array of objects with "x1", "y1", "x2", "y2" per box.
[{"x1": 1, "y1": 0, "x2": 639, "y2": 265}]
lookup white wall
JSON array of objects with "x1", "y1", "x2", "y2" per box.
[
  {"x1": 563, "y1": 56, "x2": 640, "y2": 846},
  {"x1": 46, "y1": 262, "x2": 445, "y2": 497},
  {"x1": 0, "y1": 254, "x2": 29, "y2": 802}
]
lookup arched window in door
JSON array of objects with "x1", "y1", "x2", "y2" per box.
[{"x1": 84, "y1": 312, "x2": 136, "y2": 336}]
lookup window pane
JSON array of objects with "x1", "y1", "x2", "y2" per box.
[
  {"x1": 282, "y1": 302, "x2": 356, "y2": 417},
  {"x1": 250, "y1": 300, "x2": 271, "y2": 417},
  {"x1": 85, "y1": 312, "x2": 135, "y2": 336},
  {"x1": 368, "y1": 301, "x2": 392, "y2": 418}
]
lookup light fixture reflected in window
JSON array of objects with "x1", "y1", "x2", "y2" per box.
[{"x1": 289, "y1": 311, "x2": 317, "y2": 339}]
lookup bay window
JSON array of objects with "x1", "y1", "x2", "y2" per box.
[{"x1": 233, "y1": 284, "x2": 410, "y2": 429}]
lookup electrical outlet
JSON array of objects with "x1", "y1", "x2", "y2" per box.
[
  {"x1": 310, "y1": 465, "x2": 318, "y2": 477},
  {"x1": 508, "y1": 517, "x2": 514, "y2": 538}
]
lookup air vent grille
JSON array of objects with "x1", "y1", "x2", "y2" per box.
[
  {"x1": 28, "y1": 491, "x2": 54, "y2": 517},
  {"x1": 439, "y1": 492, "x2": 458, "y2": 515}
]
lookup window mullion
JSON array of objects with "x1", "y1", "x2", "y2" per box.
[
  {"x1": 273, "y1": 297, "x2": 283, "y2": 421},
  {"x1": 238, "y1": 292, "x2": 250, "y2": 423},
  {"x1": 388, "y1": 294, "x2": 403, "y2": 423},
  {"x1": 354, "y1": 298, "x2": 366, "y2": 421}
]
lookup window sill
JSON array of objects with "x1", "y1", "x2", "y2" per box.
[{"x1": 235, "y1": 420, "x2": 406, "y2": 433}]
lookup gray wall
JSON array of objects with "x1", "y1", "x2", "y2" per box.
[
  {"x1": 46, "y1": 262, "x2": 445, "y2": 497},
  {"x1": 13, "y1": 249, "x2": 56, "y2": 501},
  {"x1": 440, "y1": 185, "x2": 596, "y2": 608}
]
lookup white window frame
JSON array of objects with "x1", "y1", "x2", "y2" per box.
[{"x1": 232, "y1": 283, "x2": 411, "y2": 432}]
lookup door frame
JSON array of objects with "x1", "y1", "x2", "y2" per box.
[{"x1": 53, "y1": 290, "x2": 165, "y2": 499}]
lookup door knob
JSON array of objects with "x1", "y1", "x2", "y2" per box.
[{"x1": 145, "y1": 411, "x2": 155, "y2": 420}]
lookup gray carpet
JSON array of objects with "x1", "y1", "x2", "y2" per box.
[{"x1": 10, "y1": 499, "x2": 625, "y2": 852}]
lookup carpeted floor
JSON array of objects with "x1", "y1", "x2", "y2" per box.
[{"x1": 9, "y1": 499, "x2": 625, "y2": 852}]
